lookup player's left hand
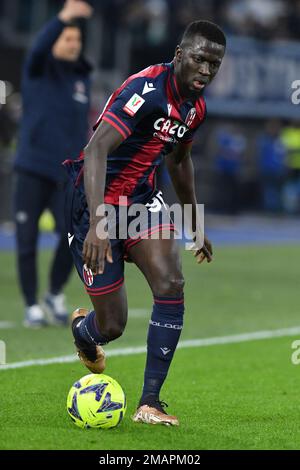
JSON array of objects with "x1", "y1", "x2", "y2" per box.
[{"x1": 193, "y1": 235, "x2": 213, "y2": 264}]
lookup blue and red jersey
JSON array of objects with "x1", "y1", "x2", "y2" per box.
[{"x1": 84, "y1": 61, "x2": 206, "y2": 205}]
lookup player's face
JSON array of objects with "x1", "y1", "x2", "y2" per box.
[
  {"x1": 175, "y1": 35, "x2": 225, "y2": 99},
  {"x1": 52, "y1": 27, "x2": 82, "y2": 62}
]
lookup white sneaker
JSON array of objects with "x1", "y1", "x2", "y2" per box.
[
  {"x1": 24, "y1": 305, "x2": 47, "y2": 328},
  {"x1": 43, "y1": 293, "x2": 69, "y2": 326}
]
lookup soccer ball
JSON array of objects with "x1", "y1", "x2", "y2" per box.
[{"x1": 67, "y1": 373, "x2": 126, "y2": 429}]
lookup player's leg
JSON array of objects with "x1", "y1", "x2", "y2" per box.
[
  {"x1": 14, "y1": 171, "x2": 49, "y2": 326},
  {"x1": 89, "y1": 285, "x2": 128, "y2": 342},
  {"x1": 64, "y1": 171, "x2": 128, "y2": 373},
  {"x1": 71, "y1": 285, "x2": 128, "y2": 374},
  {"x1": 43, "y1": 180, "x2": 74, "y2": 325},
  {"x1": 129, "y1": 236, "x2": 184, "y2": 425}
]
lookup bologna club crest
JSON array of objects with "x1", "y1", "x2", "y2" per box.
[
  {"x1": 185, "y1": 107, "x2": 197, "y2": 128},
  {"x1": 83, "y1": 264, "x2": 94, "y2": 287}
]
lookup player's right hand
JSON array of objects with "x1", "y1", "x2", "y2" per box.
[
  {"x1": 191, "y1": 235, "x2": 213, "y2": 264},
  {"x1": 59, "y1": 0, "x2": 94, "y2": 23},
  {"x1": 82, "y1": 224, "x2": 113, "y2": 275}
]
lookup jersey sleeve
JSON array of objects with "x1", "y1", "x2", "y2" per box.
[
  {"x1": 98, "y1": 78, "x2": 159, "y2": 140},
  {"x1": 180, "y1": 98, "x2": 207, "y2": 145}
]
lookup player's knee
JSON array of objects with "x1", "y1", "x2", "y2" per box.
[
  {"x1": 101, "y1": 320, "x2": 126, "y2": 342},
  {"x1": 16, "y1": 232, "x2": 37, "y2": 255},
  {"x1": 18, "y1": 247, "x2": 36, "y2": 259},
  {"x1": 153, "y1": 276, "x2": 185, "y2": 298},
  {"x1": 98, "y1": 309, "x2": 127, "y2": 342}
]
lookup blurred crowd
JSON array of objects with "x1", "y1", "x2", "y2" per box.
[
  {"x1": 116, "y1": 0, "x2": 300, "y2": 45},
  {"x1": 96, "y1": 0, "x2": 300, "y2": 71},
  {"x1": 1, "y1": 0, "x2": 300, "y2": 220},
  {"x1": 2, "y1": 87, "x2": 300, "y2": 217},
  {"x1": 208, "y1": 119, "x2": 300, "y2": 215},
  {"x1": 2, "y1": 1, "x2": 300, "y2": 72}
]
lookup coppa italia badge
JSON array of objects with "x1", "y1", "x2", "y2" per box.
[
  {"x1": 123, "y1": 93, "x2": 145, "y2": 116},
  {"x1": 83, "y1": 264, "x2": 94, "y2": 287}
]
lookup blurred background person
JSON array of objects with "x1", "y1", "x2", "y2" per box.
[
  {"x1": 13, "y1": 0, "x2": 93, "y2": 327},
  {"x1": 0, "y1": 82, "x2": 18, "y2": 224},
  {"x1": 213, "y1": 125, "x2": 246, "y2": 215},
  {"x1": 281, "y1": 121, "x2": 300, "y2": 214},
  {"x1": 257, "y1": 119, "x2": 287, "y2": 213}
]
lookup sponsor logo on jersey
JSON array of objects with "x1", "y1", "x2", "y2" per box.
[
  {"x1": 153, "y1": 117, "x2": 188, "y2": 143},
  {"x1": 123, "y1": 93, "x2": 145, "y2": 116},
  {"x1": 83, "y1": 264, "x2": 94, "y2": 287},
  {"x1": 153, "y1": 132, "x2": 177, "y2": 143}
]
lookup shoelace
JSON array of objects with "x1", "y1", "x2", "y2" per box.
[
  {"x1": 152, "y1": 400, "x2": 169, "y2": 414},
  {"x1": 158, "y1": 400, "x2": 168, "y2": 409}
]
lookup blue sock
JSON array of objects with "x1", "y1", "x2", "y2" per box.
[
  {"x1": 140, "y1": 296, "x2": 184, "y2": 404},
  {"x1": 72, "y1": 311, "x2": 108, "y2": 347}
]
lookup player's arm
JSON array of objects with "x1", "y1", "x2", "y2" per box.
[
  {"x1": 165, "y1": 142, "x2": 213, "y2": 263},
  {"x1": 83, "y1": 76, "x2": 157, "y2": 273},
  {"x1": 26, "y1": 0, "x2": 92, "y2": 76},
  {"x1": 83, "y1": 120, "x2": 123, "y2": 274}
]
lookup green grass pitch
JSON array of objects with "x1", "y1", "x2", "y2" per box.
[{"x1": 0, "y1": 245, "x2": 299, "y2": 449}]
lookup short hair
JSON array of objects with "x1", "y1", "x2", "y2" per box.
[{"x1": 180, "y1": 20, "x2": 226, "y2": 48}]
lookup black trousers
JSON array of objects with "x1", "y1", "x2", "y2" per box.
[{"x1": 14, "y1": 170, "x2": 73, "y2": 307}]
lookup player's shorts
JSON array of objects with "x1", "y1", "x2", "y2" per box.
[{"x1": 64, "y1": 167, "x2": 175, "y2": 297}]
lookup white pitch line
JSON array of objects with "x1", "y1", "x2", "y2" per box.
[
  {"x1": 129, "y1": 309, "x2": 148, "y2": 318},
  {"x1": 1, "y1": 325, "x2": 300, "y2": 371},
  {"x1": 0, "y1": 321, "x2": 16, "y2": 329}
]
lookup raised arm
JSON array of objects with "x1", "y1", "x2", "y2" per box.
[{"x1": 25, "y1": 0, "x2": 93, "y2": 76}]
